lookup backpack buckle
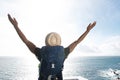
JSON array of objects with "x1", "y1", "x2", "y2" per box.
[{"x1": 51, "y1": 63, "x2": 55, "y2": 68}]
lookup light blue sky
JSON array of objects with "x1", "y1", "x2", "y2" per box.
[{"x1": 0, "y1": 0, "x2": 120, "y2": 57}]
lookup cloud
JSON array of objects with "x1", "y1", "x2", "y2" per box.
[
  {"x1": 0, "y1": 0, "x2": 79, "y2": 56},
  {"x1": 1, "y1": 0, "x2": 120, "y2": 57},
  {"x1": 99, "y1": 36, "x2": 120, "y2": 55},
  {"x1": 76, "y1": 36, "x2": 120, "y2": 56}
]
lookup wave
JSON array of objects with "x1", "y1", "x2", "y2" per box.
[
  {"x1": 64, "y1": 76, "x2": 88, "y2": 80},
  {"x1": 99, "y1": 68, "x2": 120, "y2": 80}
]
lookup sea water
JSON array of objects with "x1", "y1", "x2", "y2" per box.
[
  {"x1": 63, "y1": 56, "x2": 120, "y2": 80},
  {"x1": 0, "y1": 56, "x2": 120, "y2": 80}
]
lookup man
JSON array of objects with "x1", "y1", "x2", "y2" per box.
[{"x1": 8, "y1": 14, "x2": 96, "y2": 80}]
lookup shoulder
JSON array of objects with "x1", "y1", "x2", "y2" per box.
[
  {"x1": 64, "y1": 47, "x2": 70, "y2": 58},
  {"x1": 34, "y1": 47, "x2": 41, "y2": 56},
  {"x1": 34, "y1": 47, "x2": 42, "y2": 61}
]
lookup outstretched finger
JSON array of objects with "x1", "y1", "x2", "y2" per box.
[
  {"x1": 8, "y1": 14, "x2": 12, "y2": 19},
  {"x1": 87, "y1": 23, "x2": 91, "y2": 27},
  {"x1": 8, "y1": 14, "x2": 10, "y2": 18},
  {"x1": 8, "y1": 14, "x2": 13, "y2": 21},
  {"x1": 91, "y1": 21, "x2": 96, "y2": 27}
]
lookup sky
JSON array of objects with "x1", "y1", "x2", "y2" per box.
[{"x1": 0, "y1": 0, "x2": 120, "y2": 57}]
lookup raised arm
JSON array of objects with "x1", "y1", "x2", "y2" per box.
[
  {"x1": 68, "y1": 21, "x2": 96, "y2": 53},
  {"x1": 8, "y1": 14, "x2": 36, "y2": 54}
]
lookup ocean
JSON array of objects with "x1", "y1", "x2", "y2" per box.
[{"x1": 0, "y1": 56, "x2": 120, "y2": 80}]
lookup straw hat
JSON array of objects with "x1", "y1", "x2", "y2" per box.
[{"x1": 45, "y1": 32, "x2": 61, "y2": 46}]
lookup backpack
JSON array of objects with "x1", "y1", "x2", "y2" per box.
[{"x1": 39, "y1": 46, "x2": 65, "y2": 80}]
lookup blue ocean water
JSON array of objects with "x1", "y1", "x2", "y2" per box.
[
  {"x1": 63, "y1": 56, "x2": 120, "y2": 80},
  {"x1": 0, "y1": 56, "x2": 120, "y2": 80}
]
